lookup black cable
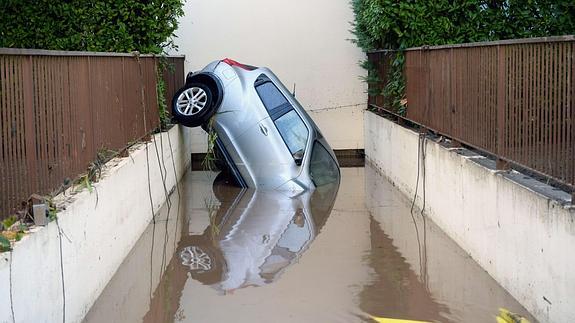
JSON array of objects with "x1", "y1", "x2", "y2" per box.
[
  {"x1": 144, "y1": 138, "x2": 158, "y2": 303},
  {"x1": 152, "y1": 134, "x2": 172, "y2": 279},
  {"x1": 9, "y1": 251, "x2": 15, "y2": 323},
  {"x1": 159, "y1": 131, "x2": 170, "y2": 199},
  {"x1": 166, "y1": 130, "x2": 182, "y2": 252},
  {"x1": 135, "y1": 52, "x2": 158, "y2": 302},
  {"x1": 410, "y1": 133, "x2": 421, "y2": 213},
  {"x1": 420, "y1": 135, "x2": 429, "y2": 288},
  {"x1": 421, "y1": 135, "x2": 427, "y2": 217},
  {"x1": 145, "y1": 139, "x2": 159, "y2": 303},
  {"x1": 410, "y1": 132, "x2": 424, "y2": 280},
  {"x1": 55, "y1": 217, "x2": 66, "y2": 323},
  {"x1": 149, "y1": 211, "x2": 157, "y2": 301},
  {"x1": 154, "y1": 133, "x2": 171, "y2": 209},
  {"x1": 145, "y1": 139, "x2": 156, "y2": 226},
  {"x1": 135, "y1": 52, "x2": 156, "y2": 227},
  {"x1": 154, "y1": 125, "x2": 183, "y2": 284}
]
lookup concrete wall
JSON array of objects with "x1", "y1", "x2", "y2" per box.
[
  {"x1": 0, "y1": 125, "x2": 192, "y2": 323},
  {"x1": 364, "y1": 111, "x2": 575, "y2": 323},
  {"x1": 364, "y1": 164, "x2": 536, "y2": 322},
  {"x1": 83, "y1": 188, "x2": 183, "y2": 323},
  {"x1": 171, "y1": 0, "x2": 366, "y2": 152}
]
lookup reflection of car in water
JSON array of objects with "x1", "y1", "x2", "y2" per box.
[
  {"x1": 179, "y1": 173, "x2": 339, "y2": 293},
  {"x1": 171, "y1": 59, "x2": 340, "y2": 190}
]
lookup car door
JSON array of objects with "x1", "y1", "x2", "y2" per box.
[{"x1": 231, "y1": 116, "x2": 297, "y2": 189}]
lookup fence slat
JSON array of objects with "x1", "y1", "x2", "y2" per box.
[{"x1": 572, "y1": 42, "x2": 575, "y2": 200}]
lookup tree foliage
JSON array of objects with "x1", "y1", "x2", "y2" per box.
[
  {"x1": 0, "y1": 0, "x2": 185, "y2": 54},
  {"x1": 351, "y1": 0, "x2": 575, "y2": 113}
]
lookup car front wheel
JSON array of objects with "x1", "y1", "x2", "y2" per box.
[{"x1": 172, "y1": 83, "x2": 215, "y2": 127}]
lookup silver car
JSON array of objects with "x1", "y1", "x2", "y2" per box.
[{"x1": 172, "y1": 58, "x2": 340, "y2": 191}]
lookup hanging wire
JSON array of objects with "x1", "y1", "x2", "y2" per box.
[
  {"x1": 55, "y1": 217, "x2": 66, "y2": 323},
  {"x1": 152, "y1": 133, "x2": 172, "y2": 280},
  {"x1": 420, "y1": 133, "x2": 429, "y2": 288},
  {"x1": 136, "y1": 54, "x2": 182, "y2": 301},
  {"x1": 9, "y1": 251, "x2": 15, "y2": 323},
  {"x1": 134, "y1": 52, "x2": 158, "y2": 301},
  {"x1": 167, "y1": 131, "x2": 182, "y2": 252},
  {"x1": 409, "y1": 130, "x2": 429, "y2": 286}
]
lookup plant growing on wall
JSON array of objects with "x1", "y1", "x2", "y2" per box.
[
  {"x1": 0, "y1": 235, "x2": 11, "y2": 252},
  {"x1": 351, "y1": 0, "x2": 575, "y2": 114},
  {"x1": 157, "y1": 60, "x2": 172, "y2": 129}
]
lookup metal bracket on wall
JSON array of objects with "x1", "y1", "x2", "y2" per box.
[
  {"x1": 496, "y1": 158, "x2": 510, "y2": 172},
  {"x1": 449, "y1": 139, "x2": 462, "y2": 148}
]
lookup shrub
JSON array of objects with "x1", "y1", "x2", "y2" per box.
[
  {"x1": 351, "y1": 0, "x2": 575, "y2": 114},
  {"x1": 0, "y1": 0, "x2": 184, "y2": 54}
]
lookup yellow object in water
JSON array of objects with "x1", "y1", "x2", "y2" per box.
[
  {"x1": 496, "y1": 308, "x2": 530, "y2": 323},
  {"x1": 370, "y1": 316, "x2": 430, "y2": 323}
]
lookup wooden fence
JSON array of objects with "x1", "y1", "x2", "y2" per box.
[
  {"x1": 0, "y1": 49, "x2": 184, "y2": 219},
  {"x1": 368, "y1": 36, "x2": 575, "y2": 199}
]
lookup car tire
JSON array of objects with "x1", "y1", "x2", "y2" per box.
[{"x1": 172, "y1": 83, "x2": 215, "y2": 128}]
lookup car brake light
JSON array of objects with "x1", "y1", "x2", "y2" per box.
[{"x1": 221, "y1": 58, "x2": 257, "y2": 71}]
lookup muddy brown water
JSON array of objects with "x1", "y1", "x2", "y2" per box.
[{"x1": 83, "y1": 165, "x2": 536, "y2": 323}]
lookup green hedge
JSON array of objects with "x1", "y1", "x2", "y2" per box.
[
  {"x1": 0, "y1": 1, "x2": 185, "y2": 129},
  {"x1": 351, "y1": 0, "x2": 575, "y2": 113},
  {"x1": 0, "y1": 0, "x2": 184, "y2": 54}
]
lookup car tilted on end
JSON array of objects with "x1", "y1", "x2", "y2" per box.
[{"x1": 172, "y1": 58, "x2": 340, "y2": 191}]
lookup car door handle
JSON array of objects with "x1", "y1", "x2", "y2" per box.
[{"x1": 259, "y1": 124, "x2": 268, "y2": 136}]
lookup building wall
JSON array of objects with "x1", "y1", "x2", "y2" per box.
[
  {"x1": 171, "y1": 0, "x2": 366, "y2": 152},
  {"x1": 364, "y1": 111, "x2": 575, "y2": 323}
]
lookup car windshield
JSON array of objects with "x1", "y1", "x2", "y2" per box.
[{"x1": 309, "y1": 141, "x2": 340, "y2": 187}]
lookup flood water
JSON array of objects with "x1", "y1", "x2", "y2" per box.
[{"x1": 84, "y1": 165, "x2": 536, "y2": 323}]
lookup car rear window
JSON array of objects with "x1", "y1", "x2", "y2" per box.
[
  {"x1": 309, "y1": 141, "x2": 339, "y2": 187},
  {"x1": 255, "y1": 82, "x2": 288, "y2": 112},
  {"x1": 275, "y1": 110, "x2": 309, "y2": 155}
]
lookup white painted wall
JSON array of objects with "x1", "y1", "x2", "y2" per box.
[
  {"x1": 364, "y1": 165, "x2": 536, "y2": 323},
  {"x1": 0, "y1": 126, "x2": 192, "y2": 323},
  {"x1": 364, "y1": 111, "x2": 575, "y2": 323},
  {"x1": 171, "y1": 0, "x2": 366, "y2": 152},
  {"x1": 83, "y1": 188, "x2": 183, "y2": 323}
]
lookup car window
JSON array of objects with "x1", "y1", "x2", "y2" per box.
[
  {"x1": 275, "y1": 110, "x2": 309, "y2": 155},
  {"x1": 255, "y1": 82, "x2": 288, "y2": 112},
  {"x1": 309, "y1": 141, "x2": 340, "y2": 187}
]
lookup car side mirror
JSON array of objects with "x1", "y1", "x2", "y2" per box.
[{"x1": 293, "y1": 149, "x2": 304, "y2": 166}]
